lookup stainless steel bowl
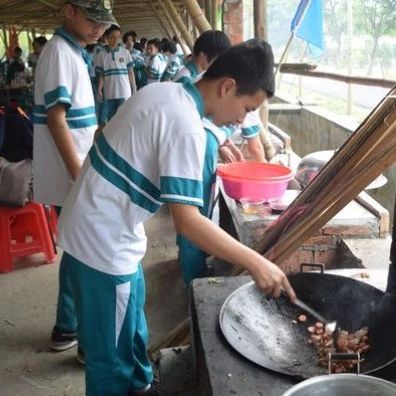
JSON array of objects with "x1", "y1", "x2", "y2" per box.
[
  {"x1": 295, "y1": 150, "x2": 387, "y2": 189},
  {"x1": 283, "y1": 374, "x2": 396, "y2": 396}
]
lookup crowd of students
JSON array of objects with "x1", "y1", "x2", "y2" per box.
[{"x1": 87, "y1": 27, "x2": 188, "y2": 127}]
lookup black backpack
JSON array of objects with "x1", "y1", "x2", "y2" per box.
[{"x1": 0, "y1": 99, "x2": 33, "y2": 162}]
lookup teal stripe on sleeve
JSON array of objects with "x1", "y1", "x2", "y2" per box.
[
  {"x1": 33, "y1": 104, "x2": 46, "y2": 114},
  {"x1": 96, "y1": 133, "x2": 161, "y2": 201},
  {"x1": 33, "y1": 115, "x2": 47, "y2": 124},
  {"x1": 67, "y1": 106, "x2": 96, "y2": 117},
  {"x1": 89, "y1": 146, "x2": 160, "y2": 213},
  {"x1": 67, "y1": 116, "x2": 97, "y2": 129},
  {"x1": 241, "y1": 125, "x2": 260, "y2": 138},
  {"x1": 44, "y1": 85, "x2": 72, "y2": 110},
  {"x1": 160, "y1": 176, "x2": 203, "y2": 207}
]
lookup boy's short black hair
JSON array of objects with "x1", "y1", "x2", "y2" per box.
[
  {"x1": 203, "y1": 39, "x2": 275, "y2": 98},
  {"x1": 14, "y1": 47, "x2": 22, "y2": 54},
  {"x1": 104, "y1": 25, "x2": 121, "y2": 37},
  {"x1": 147, "y1": 38, "x2": 160, "y2": 49},
  {"x1": 193, "y1": 30, "x2": 231, "y2": 63},
  {"x1": 34, "y1": 36, "x2": 47, "y2": 47},
  {"x1": 122, "y1": 31, "x2": 133, "y2": 44},
  {"x1": 163, "y1": 40, "x2": 176, "y2": 55},
  {"x1": 160, "y1": 37, "x2": 169, "y2": 52}
]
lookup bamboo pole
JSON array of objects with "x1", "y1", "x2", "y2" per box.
[
  {"x1": 211, "y1": 0, "x2": 217, "y2": 29},
  {"x1": 161, "y1": 0, "x2": 194, "y2": 48},
  {"x1": 204, "y1": 0, "x2": 211, "y2": 25},
  {"x1": 149, "y1": 2, "x2": 172, "y2": 39},
  {"x1": 157, "y1": 0, "x2": 194, "y2": 49},
  {"x1": 254, "y1": 87, "x2": 396, "y2": 262},
  {"x1": 155, "y1": 1, "x2": 191, "y2": 53},
  {"x1": 184, "y1": 0, "x2": 212, "y2": 33}
]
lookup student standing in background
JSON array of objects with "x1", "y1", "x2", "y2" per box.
[
  {"x1": 96, "y1": 25, "x2": 136, "y2": 126},
  {"x1": 32, "y1": 0, "x2": 116, "y2": 355}
]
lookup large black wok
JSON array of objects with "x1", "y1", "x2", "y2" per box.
[{"x1": 219, "y1": 272, "x2": 396, "y2": 378}]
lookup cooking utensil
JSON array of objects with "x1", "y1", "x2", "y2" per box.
[
  {"x1": 295, "y1": 150, "x2": 387, "y2": 190},
  {"x1": 219, "y1": 272, "x2": 396, "y2": 378},
  {"x1": 281, "y1": 291, "x2": 339, "y2": 349},
  {"x1": 282, "y1": 291, "x2": 335, "y2": 327},
  {"x1": 282, "y1": 373, "x2": 396, "y2": 396}
]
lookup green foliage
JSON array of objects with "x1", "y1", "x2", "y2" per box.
[{"x1": 354, "y1": 0, "x2": 396, "y2": 38}]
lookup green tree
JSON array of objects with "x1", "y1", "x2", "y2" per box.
[
  {"x1": 324, "y1": 0, "x2": 347, "y2": 67},
  {"x1": 354, "y1": 0, "x2": 396, "y2": 75}
]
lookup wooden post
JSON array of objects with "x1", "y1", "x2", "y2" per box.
[
  {"x1": 347, "y1": 0, "x2": 353, "y2": 115},
  {"x1": 254, "y1": 0, "x2": 268, "y2": 40},
  {"x1": 162, "y1": 0, "x2": 194, "y2": 48},
  {"x1": 184, "y1": 0, "x2": 212, "y2": 33},
  {"x1": 205, "y1": 0, "x2": 211, "y2": 24},
  {"x1": 254, "y1": 0, "x2": 274, "y2": 160},
  {"x1": 211, "y1": 0, "x2": 218, "y2": 29}
]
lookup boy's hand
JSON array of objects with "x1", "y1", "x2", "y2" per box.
[{"x1": 248, "y1": 257, "x2": 296, "y2": 303}]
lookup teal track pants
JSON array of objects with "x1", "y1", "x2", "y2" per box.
[{"x1": 57, "y1": 252, "x2": 153, "y2": 395}]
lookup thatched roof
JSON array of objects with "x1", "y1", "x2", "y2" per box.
[{"x1": 0, "y1": 1, "x2": 185, "y2": 38}]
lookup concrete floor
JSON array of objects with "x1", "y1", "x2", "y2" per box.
[{"x1": 0, "y1": 205, "x2": 188, "y2": 396}]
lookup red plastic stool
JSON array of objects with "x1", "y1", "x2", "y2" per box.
[{"x1": 0, "y1": 202, "x2": 57, "y2": 272}]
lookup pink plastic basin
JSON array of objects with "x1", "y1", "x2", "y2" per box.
[{"x1": 217, "y1": 162, "x2": 293, "y2": 201}]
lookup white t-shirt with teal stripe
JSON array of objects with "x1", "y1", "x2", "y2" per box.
[
  {"x1": 58, "y1": 81, "x2": 206, "y2": 275},
  {"x1": 95, "y1": 46, "x2": 133, "y2": 100},
  {"x1": 146, "y1": 53, "x2": 167, "y2": 84},
  {"x1": 33, "y1": 29, "x2": 97, "y2": 206}
]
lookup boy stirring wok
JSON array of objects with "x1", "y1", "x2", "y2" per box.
[{"x1": 57, "y1": 40, "x2": 296, "y2": 396}]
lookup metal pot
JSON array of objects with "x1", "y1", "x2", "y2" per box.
[
  {"x1": 283, "y1": 374, "x2": 396, "y2": 396},
  {"x1": 295, "y1": 150, "x2": 387, "y2": 189}
]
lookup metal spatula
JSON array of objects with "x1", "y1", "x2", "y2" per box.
[{"x1": 281, "y1": 291, "x2": 338, "y2": 336}]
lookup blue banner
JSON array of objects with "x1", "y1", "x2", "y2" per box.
[{"x1": 291, "y1": 0, "x2": 325, "y2": 57}]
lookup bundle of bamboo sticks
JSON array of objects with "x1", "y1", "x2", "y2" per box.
[
  {"x1": 254, "y1": 86, "x2": 396, "y2": 264},
  {"x1": 149, "y1": 86, "x2": 396, "y2": 354}
]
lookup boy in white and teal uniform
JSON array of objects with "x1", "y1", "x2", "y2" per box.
[
  {"x1": 33, "y1": 27, "x2": 97, "y2": 206},
  {"x1": 96, "y1": 25, "x2": 136, "y2": 125},
  {"x1": 161, "y1": 40, "x2": 184, "y2": 82},
  {"x1": 32, "y1": 0, "x2": 117, "y2": 374},
  {"x1": 172, "y1": 30, "x2": 231, "y2": 83},
  {"x1": 56, "y1": 40, "x2": 295, "y2": 395},
  {"x1": 122, "y1": 30, "x2": 147, "y2": 89},
  {"x1": 145, "y1": 38, "x2": 166, "y2": 84}
]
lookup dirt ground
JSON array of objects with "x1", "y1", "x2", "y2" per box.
[{"x1": 0, "y1": 205, "x2": 188, "y2": 396}]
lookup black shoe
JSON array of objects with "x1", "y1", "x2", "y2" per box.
[
  {"x1": 128, "y1": 379, "x2": 160, "y2": 396},
  {"x1": 50, "y1": 326, "x2": 78, "y2": 351},
  {"x1": 76, "y1": 346, "x2": 85, "y2": 365}
]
